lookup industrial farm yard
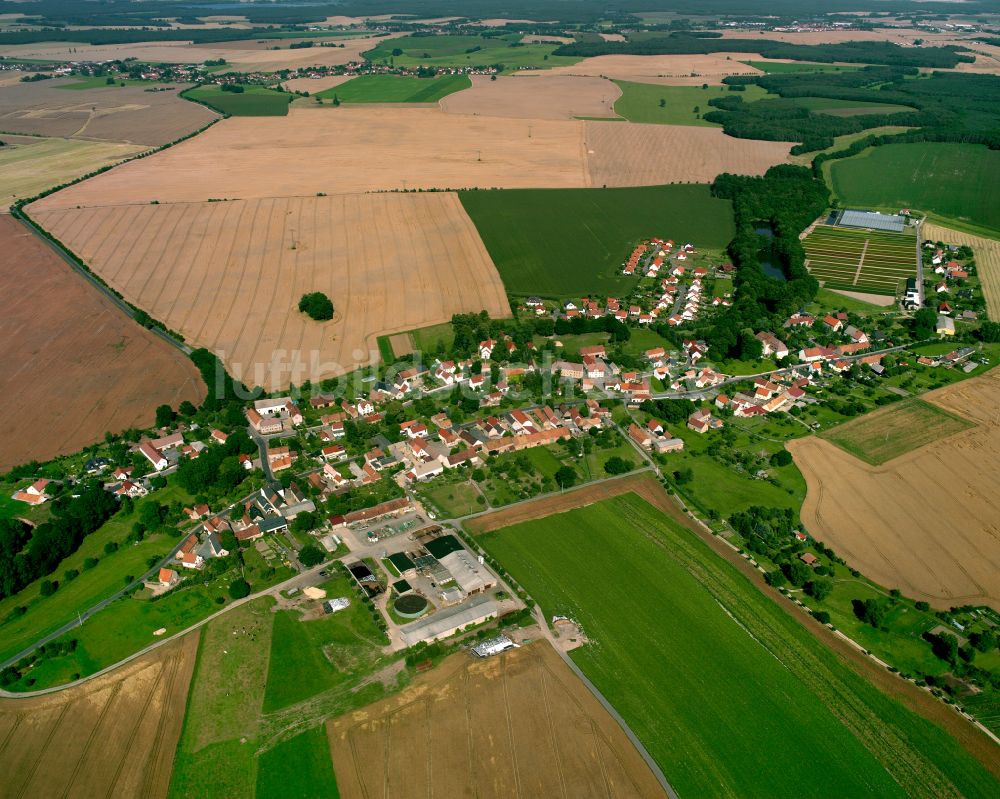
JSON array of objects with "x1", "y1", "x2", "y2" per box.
[
  {"x1": 327, "y1": 642, "x2": 668, "y2": 799},
  {"x1": 0, "y1": 215, "x2": 205, "y2": 470},
  {"x1": 790, "y1": 371, "x2": 1000, "y2": 611},
  {"x1": 31, "y1": 193, "x2": 511, "y2": 389},
  {"x1": 0, "y1": 634, "x2": 198, "y2": 799},
  {"x1": 29, "y1": 106, "x2": 792, "y2": 209}
]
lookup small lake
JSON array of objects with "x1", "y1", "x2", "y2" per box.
[
  {"x1": 754, "y1": 225, "x2": 775, "y2": 238},
  {"x1": 760, "y1": 259, "x2": 787, "y2": 281}
]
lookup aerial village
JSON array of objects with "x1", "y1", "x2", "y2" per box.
[{"x1": 8, "y1": 231, "x2": 989, "y2": 654}]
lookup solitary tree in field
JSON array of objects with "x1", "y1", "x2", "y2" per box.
[{"x1": 298, "y1": 292, "x2": 334, "y2": 321}]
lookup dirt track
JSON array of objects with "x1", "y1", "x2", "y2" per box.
[
  {"x1": 0, "y1": 215, "x2": 205, "y2": 470},
  {"x1": 439, "y1": 73, "x2": 621, "y2": 120},
  {"x1": 790, "y1": 370, "x2": 1000, "y2": 611},
  {"x1": 327, "y1": 641, "x2": 668, "y2": 799},
  {"x1": 0, "y1": 633, "x2": 198, "y2": 799},
  {"x1": 922, "y1": 222, "x2": 1000, "y2": 320},
  {"x1": 0, "y1": 78, "x2": 217, "y2": 145},
  {"x1": 31, "y1": 193, "x2": 511, "y2": 391}
]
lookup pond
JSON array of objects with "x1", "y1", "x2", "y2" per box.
[{"x1": 760, "y1": 259, "x2": 787, "y2": 281}]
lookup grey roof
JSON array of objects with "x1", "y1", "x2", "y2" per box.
[
  {"x1": 259, "y1": 515, "x2": 289, "y2": 533},
  {"x1": 838, "y1": 210, "x2": 906, "y2": 233}
]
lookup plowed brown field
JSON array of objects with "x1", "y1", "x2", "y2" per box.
[
  {"x1": 0, "y1": 633, "x2": 198, "y2": 799},
  {"x1": 789, "y1": 370, "x2": 1000, "y2": 611},
  {"x1": 0, "y1": 216, "x2": 205, "y2": 471},
  {"x1": 584, "y1": 120, "x2": 792, "y2": 187},
  {"x1": 0, "y1": 79, "x2": 217, "y2": 145},
  {"x1": 31, "y1": 193, "x2": 511, "y2": 391},
  {"x1": 922, "y1": 222, "x2": 1000, "y2": 320},
  {"x1": 439, "y1": 73, "x2": 620, "y2": 120},
  {"x1": 328, "y1": 641, "x2": 668, "y2": 799}
]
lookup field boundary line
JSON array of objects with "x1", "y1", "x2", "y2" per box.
[{"x1": 852, "y1": 236, "x2": 870, "y2": 285}]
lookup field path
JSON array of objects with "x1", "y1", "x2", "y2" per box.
[{"x1": 852, "y1": 236, "x2": 870, "y2": 285}]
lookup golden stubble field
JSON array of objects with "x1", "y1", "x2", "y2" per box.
[
  {"x1": 789, "y1": 370, "x2": 1000, "y2": 611},
  {"x1": 32, "y1": 106, "x2": 791, "y2": 209},
  {"x1": 521, "y1": 53, "x2": 765, "y2": 85},
  {"x1": 0, "y1": 633, "x2": 198, "y2": 799},
  {"x1": 0, "y1": 32, "x2": 401, "y2": 71},
  {"x1": 328, "y1": 641, "x2": 668, "y2": 799},
  {"x1": 439, "y1": 73, "x2": 621, "y2": 120},
  {"x1": 32, "y1": 193, "x2": 511, "y2": 391},
  {"x1": 922, "y1": 222, "x2": 1000, "y2": 321}
]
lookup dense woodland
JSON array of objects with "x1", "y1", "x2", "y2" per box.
[
  {"x1": 554, "y1": 35, "x2": 973, "y2": 68},
  {"x1": 712, "y1": 68, "x2": 1000, "y2": 154}
]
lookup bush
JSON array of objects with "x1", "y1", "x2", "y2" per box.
[
  {"x1": 298, "y1": 292, "x2": 334, "y2": 321},
  {"x1": 228, "y1": 578, "x2": 251, "y2": 599},
  {"x1": 298, "y1": 544, "x2": 325, "y2": 567},
  {"x1": 39, "y1": 580, "x2": 56, "y2": 597},
  {"x1": 770, "y1": 449, "x2": 793, "y2": 467},
  {"x1": 603, "y1": 456, "x2": 634, "y2": 475}
]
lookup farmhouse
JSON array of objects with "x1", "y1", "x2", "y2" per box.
[
  {"x1": 138, "y1": 440, "x2": 168, "y2": 471},
  {"x1": 755, "y1": 332, "x2": 789, "y2": 359}
]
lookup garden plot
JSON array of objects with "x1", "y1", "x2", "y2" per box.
[{"x1": 804, "y1": 224, "x2": 916, "y2": 296}]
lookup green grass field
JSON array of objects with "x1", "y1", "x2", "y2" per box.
[
  {"x1": 803, "y1": 224, "x2": 916, "y2": 296},
  {"x1": 262, "y1": 575, "x2": 388, "y2": 712},
  {"x1": 811, "y1": 286, "x2": 892, "y2": 314},
  {"x1": 0, "y1": 480, "x2": 193, "y2": 663},
  {"x1": 363, "y1": 33, "x2": 579, "y2": 70},
  {"x1": 256, "y1": 726, "x2": 339, "y2": 799},
  {"x1": 787, "y1": 96, "x2": 916, "y2": 116},
  {"x1": 478, "y1": 493, "x2": 999, "y2": 799},
  {"x1": 184, "y1": 84, "x2": 291, "y2": 116},
  {"x1": 612, "y1": 81, "x2": 771, "y2": 126},
  {"x1": 317, "y1": 73, "x2": 470, "y2": 103},
  {"x1": 821, "y1": 398, "x2": 974, "y2": 465},
  {"x1": 414, "y1": 479, "x2": 483, "y2": 517},
  {"x1": 742, "y1": 60, "x2": 864, "y2": 74},
  {"x1": 828, "y1": 142, "x2": 1000, "y2": 234},
  {"x1": 459, "y1": 184, "x2": 735, "y2": 298}
]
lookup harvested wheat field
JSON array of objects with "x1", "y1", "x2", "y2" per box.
[
  {"x1": 0, "y1": 136, "x2": 143, "y2": 209},
  {"x1": 923, "y1": 222, "x2": 1000, "y2": 320},
  {"x1": 0, "y1": 633, "x2": 198, "y2": 799},
  {"x1": 0, "y1": 32, "x2": 400, "y2": 71},
  {"x1": 328, "y1": 641, "x2": 668, "y2": 799},
  {"x1": 33, "y1": 107, "x2": 792, "y2": 210},
  {"x1": 32, "y1": 106, "x2": 589, "y2": 208},
  {"x1": 0, "y1": 216, "x2": 205, "y2": 471},
  {"x1": 789, "y1": 370, "x2": 1000, "y2": 611},
  {"x1": 0, "y1": 78, "x2": 217, "y2": 145},
  {"x1": 584, "y1": 120, "x2": 792, "y2": 187},
  {"x1": 522, "y1": 53, "x2": 764, "y2": 85},
  {"x1": 439, "y1": 73, "x2": 620, "y2": 120},
  {"x1": 282, "y1": 74, "x2": 354, "y2": 94},
  {"x1": 31, "y1": 193, "x2": 510, "y2": 391}
]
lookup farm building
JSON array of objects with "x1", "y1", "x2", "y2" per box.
[
  {"x1": 439, "y1": 549, "x2": 496, "y2": 595},
  {"x1": 836, "y1": 209, "x2": 906, "y2": 233},
  {"x1": 387, "y1": 552, "x2": 417, "y2": 579},
  {"x1": 399, "y1": 597, "x2": 498, "y2": 646},
  {"x1": 472, "y1": 635, "x2": 518, "y2": 658}
]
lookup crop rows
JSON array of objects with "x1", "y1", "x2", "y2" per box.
[{"x1": 804, "y1": 225, "x2": 915, "y2": 295}]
